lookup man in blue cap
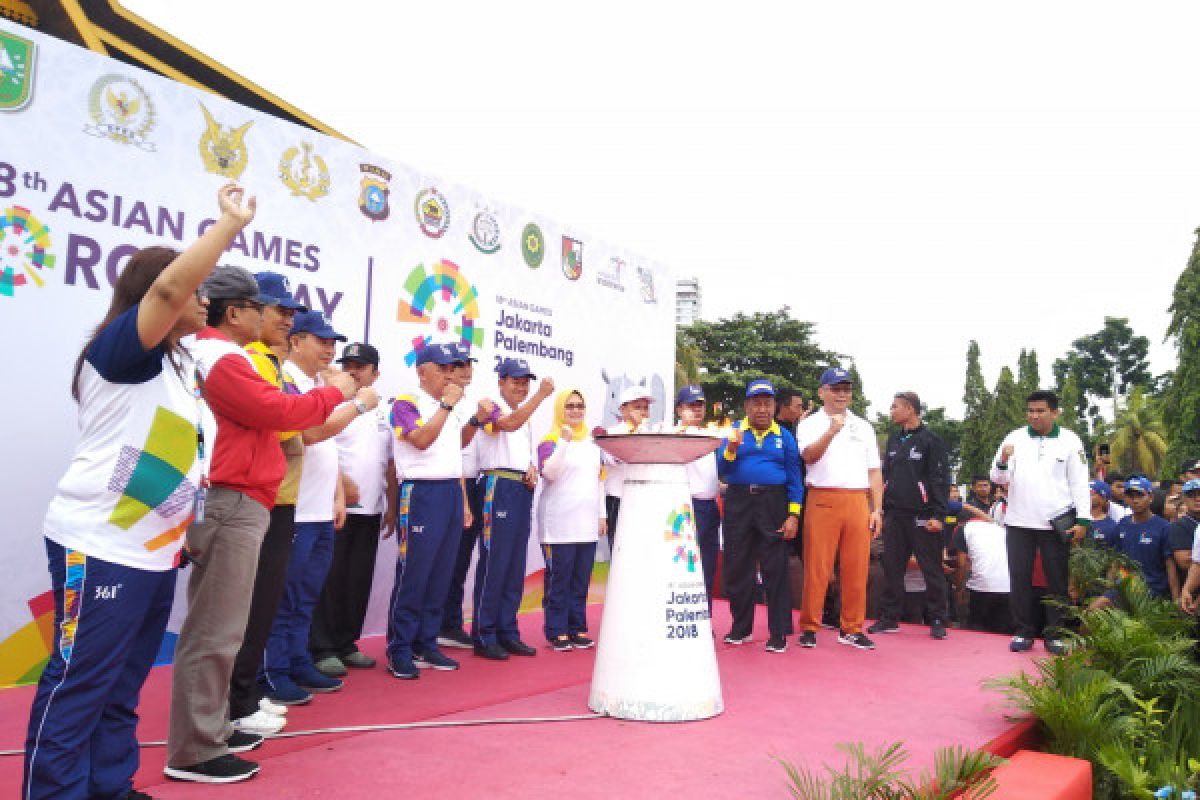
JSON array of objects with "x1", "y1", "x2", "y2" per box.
[
  {"x1": 1168, "y1": 478, "x2": 1200, "y2": 590},
  {"x1": 676, "y1": 385, "x2": 721, "y2": 611},
  {"x1": 386, "y1": 342, "x2": 474, "y2": 678},
  {"x1": 468, "y1": 358, "x2": 556, "y2": 659},
  {"x1": 260, "y1": 311, "x2": 379, "y2": 705},
  {"x1": 1087, "y1": 480, "x2": 1120, "y2": 548},
  {"x1": 795, "y1": 366, "x2": 883, "y2": 650},
  {"x1": 1113, "y1": 475, "x2": 1177, "y2": 601},
  {"x1": 717, "y1": 379, "x2": 804, "y2": 653}
]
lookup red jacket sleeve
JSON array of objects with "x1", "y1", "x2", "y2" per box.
[{"x1": 204, "y1": 353, "x2": 344, "y2": 430}]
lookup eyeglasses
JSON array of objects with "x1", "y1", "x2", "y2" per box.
[
  {"x1": 233, "y1": 300, "x2": 265, "y2": 313},
  {"x1": 564, "y1": 403, "x2": 585, "y2": 410}
]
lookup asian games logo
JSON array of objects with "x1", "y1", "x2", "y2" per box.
[
  {"x1": 0, "y1": 205, "x2": 55, "y2": 298},
  {"x1": 396, "y1": 259, "x2": 483, "y2": 366},
  {"x1": 664, "y1": 505, "x2": 698, "y2": 573}
]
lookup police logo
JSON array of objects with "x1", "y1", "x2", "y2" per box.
[
  {"x1": 562, "y1": 236, "x2": 583, "y2": 281},
  {"x1": 597, "y1": 256, "x2": 625, "y2": 291},
  {"x1": 358, "y1": 163, "x2": 392, "y2": 221},
  {"x1": 468, "y1": 209, "x2": 501, "y2": 254},
  {"x1": 415, "y1": 187, "x2": 450, "y2": 238},
  {"x1": 84, "y1": 74, "x2": 156, "y2": 150},
  {"x1": 279, "y1": 142, "x2": 331, "y2": 201},
  {"x1": 521, "y1": 223, "x2": 544, "y2": 268},
  {"x1": 636, "y1": 266, "x2": 657, "y2": 303},
  {"x1": 198, "y1": 102, "x2": 252, "y2": 180},
  {"x1": 0, "y1": 29, "x2": 35, "y2": 112}
]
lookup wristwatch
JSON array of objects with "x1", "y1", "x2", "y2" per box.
[
  {"x1": 353, "y1": 399, "x2": 369, "y2": 415},
  {"x1": 439, "y1": 400, "x2": 455, "y2": 412},
  {"x1": 468, "y1": 415, "x2": 484, "y2": 428}
]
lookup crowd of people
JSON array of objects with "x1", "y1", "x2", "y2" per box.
[{"x1": 20, "y1": 187, "x2": 1200, "y2": 798}]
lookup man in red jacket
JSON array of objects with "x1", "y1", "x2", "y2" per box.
[{"x1": 165, "y1": 265, "x2": 356, "y2": 785}]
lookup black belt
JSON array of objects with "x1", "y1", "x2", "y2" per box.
[{"x1": 730, "y1": 484, "x2": 785, "y2": 495}]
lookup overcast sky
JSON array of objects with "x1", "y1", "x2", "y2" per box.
[{"x1": 123, "y1": 1, "x2": 1200, "y2": 417}]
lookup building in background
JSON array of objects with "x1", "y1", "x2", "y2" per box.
[{"x1": 676, "y1": 277, "x2": 702, "y2": 326}]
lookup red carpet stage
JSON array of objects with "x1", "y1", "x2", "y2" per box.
[{"x1": 0, "y1": 601, "x2": 1036, "y2": 798}]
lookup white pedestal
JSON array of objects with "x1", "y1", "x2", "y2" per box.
[{"x1": 588, "y1": 462, "x2": 724, "y2": 721}]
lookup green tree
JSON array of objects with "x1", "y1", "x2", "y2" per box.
[
  {"x1": 1162, "y1": 230, "x2": 1200, "y2": 475},
  {"x1": 1053, "y1": 317, "x2": 1152, "y2": 423},
  {"x1": 958, "y1": 340, "x2": 993, "y2": 482},
  {"x1": 674, "y1": 327, "x2": 701, "y2": 389},
  {"x1": 1058, "y1": 369, "x2": 1085, "y2": 441},
  {"x1": 1108, "y1": 390, "x2": 1168, "y2": 479},
  {"x1": 924, "y1": 407, "x2": 964, "y2": 473},
  {"x1": 681, "y1": 307, "x2": 842, "y2": 416},
  {"x1": 985, "y1": 366, "x2": 1025, "y2": 455},
  {"x1": 1017, "y1": 348, "x2": 1041, "y2": 396},
  {"x1": 848, "y1": 361, "x2": 870, "y2": 418}
]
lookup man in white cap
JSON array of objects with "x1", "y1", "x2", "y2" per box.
[{"x1": 602, "y1": 385, "x2": 655, "y2": 551}]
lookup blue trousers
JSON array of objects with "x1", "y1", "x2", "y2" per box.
[
  {"x1": 24, "y1": 539, "x2": 176, "y2": 800},
  {"x1": 542, "y1": 542, "x2": 597, "y2": 640},
  {"x1": 693, "y1": 497, "x2": 722, "y2": 613},
  {"x1": 472, "y1": 475, "x2": 534, "y2": 646},
  {"x1": 387, "y1": 479, "x2": 464, "y2": 663},
  {"x1": 261, "y1": 520, "x2": 334, "y2": 686},
  {"x1": 440, "y1": 476, "x2": 484, "y2": 633}
]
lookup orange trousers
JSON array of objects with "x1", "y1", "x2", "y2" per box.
[{"x1": 799, "y1": 488, "x2": 871, "y2": 634}]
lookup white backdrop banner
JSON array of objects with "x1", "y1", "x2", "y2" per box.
[{"x1": 0, "y1": 21, "x2": 673, "y2": 687}]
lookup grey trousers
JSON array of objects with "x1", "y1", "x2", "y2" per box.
[{"x1": 167, "y1": 487, "x2": 270, "y2": 767}]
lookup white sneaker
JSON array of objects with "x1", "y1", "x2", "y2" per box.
[
  {"x1": 232, "y1": 709, "x2": 286, "y2": 736},
  {"x1": 259, "y1": 697, "x2": 289, "y2": 716}
]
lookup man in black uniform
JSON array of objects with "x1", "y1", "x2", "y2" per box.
[{"x1": 868, "y1": 391, "x2": 952, "y2": 639}]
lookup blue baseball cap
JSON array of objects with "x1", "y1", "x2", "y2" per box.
[
  {"x1": 1183, "y1": 479, "x2": 1200, "y2": 494},
  {"x1": 451, "y1": 343, "x2": 478, "y2": 363},
  {"x1": 415, "y1": 341, "x2": 463, "y2": 366},
  {"x1": 947, "y1": 500, "x2": 964, "y2": 514},
  {"x1": 1089, "y1": 479, "x2": 1111, "y2": 499},
  {"x1": 254, "y1": 271, "x2": 307, "y2": 311},
  {"x1": 819, "y1": 367, "x2": 852, "y2": 387},
  {"x1": 289, "y1": 310, "x2": 347, "y2": 341},
  {"x1": 746, "y1": 379, "x2": 775, "y2": 398},
  {"x1": 1125, "y1": 476, "x2": 1154, "y2": 495},
  {"x1": 496, "y1": 357, "x2": 537, "y2": 379},
  {"x1": 676, "y1": 384, "x2": 705, "y2": 405}
]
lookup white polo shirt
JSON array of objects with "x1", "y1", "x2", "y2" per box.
[
  {"x1": 795, "y1": 408, "x2": 880, "y2": 489},
  {"x1": 475, "y1": 397, "x2": 534, "y2": 473},
  {"x1": 336, "y1": 402, "x2": 392, "y2": 516},
  {"x1": 289, "y1": 365, "x2": 339, "y2": 523},
  {"x1": 391, "y1": 388, "x2": 465, "y2": 481},
  {"x1": 678, "y1": 425, "x2": 720, "y2": 500}
]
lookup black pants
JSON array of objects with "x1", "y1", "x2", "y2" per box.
[
  {"x1": 879, "y1": 511, "x2": 948, "y2": 624},
  {"x1": 1006, "y1": 525, "x2": 1070, "y2": 639},
  {"x1": 228, "y1": 504, "x2": 295, "y2": 721},
  {"x1": 722, "y1": 485, "x2": 793, "y2": 638},
  {"x1": 310, "y1": 513, "x2": 383, "y2": 660},
  {"x1": 605, "y1": 495, "x2": 621, "y2": 555},
  {"x1": 440, "y1": 478, "x2": 485, "y2": 634},
  {"x1": 968, "y1": 589, "x2": 1013, "y2": 634}
]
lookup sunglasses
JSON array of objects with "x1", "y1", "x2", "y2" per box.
[{"x1": 564, "y1": 403, "x2": 586, "y2": 410}]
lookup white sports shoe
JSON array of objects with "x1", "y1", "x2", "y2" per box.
[
  {"x1": 233, "y1": 709, "x2": 286, "y2": 736},
  {"x1": 259, "y1": 697, "x2": 289, "y2": 716}
]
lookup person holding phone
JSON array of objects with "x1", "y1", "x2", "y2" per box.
[{"x1": 990, "y1": 390, "x2": 1091, "y2": 656}]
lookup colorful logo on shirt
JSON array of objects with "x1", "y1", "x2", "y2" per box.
[
  {"x1": 521, "y1": 223, "x2": 544, "y2": 268},
  {"x1": 0, "y1": 205, "x2": 55, "y2": 297},
  {"x1": 415, "y1": 187, "x2": 450, "y2": 238},
  {"x1": 396, "y1": 258, "x2": 483, "y2": 367},
  {"x1": 198, "y1": 102, "x2": 253, "y2": 180},
  {"x1": 279, "y1": 142, "x2": 331, "y2": 201},
  {"x1": 0, "y1": 29, "x2": 35, "y2": 112},
  {"x1": 106, "y1": 407, "x2": 198, "y2": 550},
  {"x1": 562, "y1": 236, "x2": 583, "y2": 281},
  {"x1": 468, "y1": 208, "x2": 501, "y2": 254},
  {"x1": 83, "y1": 74, "x2": 157, "y2": 150},
  {"x1": 358, "y1": 163, "x2": 392, "y2": 221},
  {"x1": 664, "y1": 505, "x2": 699, "y2": 573}
]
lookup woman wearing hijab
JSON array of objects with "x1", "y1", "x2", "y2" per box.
[{"x1": 536, "y1": 389, "x2": 607, "y2": 651}]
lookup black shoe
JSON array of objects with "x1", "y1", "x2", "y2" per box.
[
  {"x1": 550, "y1": 636, "x2": 573, "y2": 652},
  {"x1": 414, "y1": 649, "x2": 460, "y2": 670},
  {"x1": 226, "y1": 730, "x2": 264, "y2": 754},
  {"x1": 568, "y1": 633, "x2": 595, "y2": 649},
  {"x1": 930, "y1": 620, "x2": 948, "y2": 640},
  {"x1": 387, "y1": 658, "x2": 420, "y2": 680},
  {"x1": 164, "y1": 754, "x2": 260, "y2": 784},
  {"x1": 474, "y1": 643, "x2": 510, "y2": 661},
  {"x1": 797, "y1": 631, "x2": 817, "y2": 648},
  {"x1": 123, "y1": 791, "x2": 156, "y2": 800},
  {"x1": 437, "y1": 628, "x2": 473, "y2": 649},
  {"x1": 867, "y1": 619, "x2": 900, "y2": 635},
  {"x1": 1044, "y1": 638, "x2": 1068, "y2": 656},
  {"x1": 722, "y1": 632, "x2": 751, "y2": 645},
  {"x1": 500, "y1": 639, "x2": 538, "y2": 657},
  {"x1": 1009, "y1": 636, "x2": 1034, "y2": 653},
  {"x1": 765, "y1": 635, "x2": 787, "y2": 653},
  {"x1": 838, "y1": 631, "x2": 876, "y2": 650}
]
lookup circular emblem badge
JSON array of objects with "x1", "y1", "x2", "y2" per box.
[
  {"x1": 521, "y1": 223, "x2": 544, "y2": 268},
  {"x1": 0, "y1": 205, "x2": 55, "y2": 297},
  {"x1": 84, "y1": 74, "x2": 157, "y2": 150},
  {"x1": 414, "y1": 187, "x2": 450, "y2": 238},
  {"x1": 469, "y1": 210, "x2": 501, "y2": 254}
]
